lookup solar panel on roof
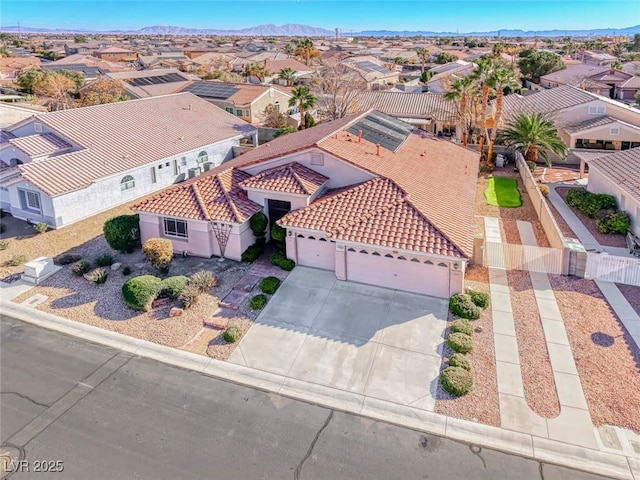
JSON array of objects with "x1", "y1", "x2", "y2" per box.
[
  {"x1": 346, "y1": 111, "x2": 413, "y2": 153},
  {"x1": 125, "y1": 73, "x2": 188, "y2": 87},
  {"x1": 182, "y1": 82, "x2": 240, "y2": 99},
  {"x1": 356, "y1": 61, "x2": 391, "y2": 74}
]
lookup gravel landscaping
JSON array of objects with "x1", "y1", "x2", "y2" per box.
[
  {"x1": 434, "y1": 277, "x2": 500, "y2": 427},
  {"x1": 508, "y1": 270, "x2": 560, "y2": 418},
  {"x1": 617, "y1": 284, "x2": 640, "y2": 317},
  {"x1": 549, "y1": 275, "x2": 640, "y2": 433}
]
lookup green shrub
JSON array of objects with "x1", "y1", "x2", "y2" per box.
[
  {"x1": 468, "y1": 290, "x2": 490, "y2": 309},
  {"x1": 190, "y1": 270, "x2": 218, "y2": 293},
  {"x1": 273, "y1": 126, "x2": 296, "y2": 138},
  {"x1": 161, "y1": 275, "x2": 190, "y2": 300},
  {"x1": 269, "y1": 250, "x2": 295, "y2": 271},
  {"x1": 596, "y1": 210, "x2": 630, "y2": 234},
  {"x1": 142, "y1": 238, "x2": 173, "y2": 274},
  {"x1": 71, "y1": 260, "x2": 91, "y2": 276},
  {"x1": 449, "y1": 293, "x2": 482, "y2": 319},
  {"x1": 526, "y1": 161, "x2": 536, "y2": 172},
  {"x1": 178, "y1": 283, "x2": 200, "y2": 309},
  {"x1": 223, "y1": 325, "x2": 243, "y2": 343},
  {"x1": 449, "y1": 353, "x2": 472, "y2": 371},
  {"x1": 440, "y1": 366, "x2": 474, "y2": 396},
  {"x1": 121, "y1": 275, "x2": 163, "y2": 311},
  {"x1": 33, "y1": 222, "x2": 48, "y2": 234},
  {"x1": 249, "y1": 211, "x2": 268, "y2": 245},
  {"x1": 271, "y1": 223, "x2": 286, "y2": 243},
  {"x1": 566, "y1": 189, "x2": 617, "y2": 218},
  {"x1": 249, "y1": 294, "x2": 268, "y2": 310},
  {"x1": 260, "y1": 276, "x2": 281, "y2": 294},
  {"x1": 122, "y1": 265, "x2": 132, "y2": 276},
  {"x1": 451, "y1": 319, "x2": 474, "y2": 336},
  {"x1": 103, "y1": 214, "x2": 141, "y2": 253},
  {"x1": 0, "y1": 240, "x2": 9, "y2": 250},
  {"x1": 94, "y1": 253, "x2": 115, "y2": 267},
  {"x1": 86, "y1": 268, "x2": 108, "y2": 284},
  {"x1": 447, "y1": 332, "x2": 474, "y2": 353},
  {"x1": 7, "y1": 253, "x2": 28, "y2": 266},
  {"x1": 241, "y1": 244, "x2": 264, "y2": 263}
]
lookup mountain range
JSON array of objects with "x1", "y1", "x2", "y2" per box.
[{"x1": 2, "y1": 23, "x2": 640, "y2": 37}]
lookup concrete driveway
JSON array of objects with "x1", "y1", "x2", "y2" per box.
[{"x1": 228, "y1": 267, "x2": 448, "y2": 411}]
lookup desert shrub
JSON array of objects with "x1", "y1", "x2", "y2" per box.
[
  {"x1": 121, "y1": 275, "x2": 163, "y2": 311},
  {"x1": 7, "y1": 253, "x2": 28, "y2": 266},
  {"x1": 440, "y1": 366, "x2": 474, "y2": 396},
  {"x1": 448, "y1": 353, "x2": 472, "y2": 371},
  {"x1": 449, "y1": 293, "x2": 482, "y2": 319},
  {"x1": 223, "y1": 325, "x2": 243, "y2": 343},
  {"x1": 178, "y1": 283, "x2": 200, "y2": 309},
  {"x1": 142, "y1": 238, "x2": 173, "y2": 274},
  {"x1": 0, "y1": 240, "x2": 9, "y2": 250},
  {"x1": 71, "y1": 260, "x2": 91, "y2": 276},
  {"x1": 566, "y1": 189, "x2": 617, "y2": 217},
  {"x1": 86, "y1": 268, "x2": 108, "y2": 284},
  {"x1": 122, "y1": 265, "x2": 132, "y2": 276},
  {"x1": 241, "y1": 244, "x2": 264, "y2": 263},
  {"x1": 447, "y1": 332, "x2": 474, "y2": 353},
  {"x1": 538, "y1": 184, "x2": 549, "y2": 197},
  {"x1": 249, "y1": 211, "x2": 268, "y2": 245},
  {"x1": 468, "y1": 290, "x2": 490, "y2": 309},
  {"x1": 249, "y1": 294, "x2": 268, "y2": 310},
  {"x1": 269, "y1": 250, "x2": 295, "y2": 271},
  {"x1": 479, "y1": 163, "x2": 493, "y2": 174},
  {"x1": 94, "y1": 253, "x2": 115, "y2": 267},
  {"x1": 161, "y1": 275, "x2": 190, "y2": 300},
  {"x1": 451, "y1": 319, "x2": 474, "y2": 336},
  {"x1": 103, "y1": 214, "x2": 141, "y2": 253},
  {"x1": 526, "y1": 161, "x2": 536, "y2": 173},
  {"x1": 33, "y1": 222, "x2": 48, "y2": 234},
  {"x1": 596, "y1": 210, "x2": 630, "y2": 235},
  {"x1": 190, "y1": 270, "x2": 218, "y2": 293},
  {"x1": 260, "y1": 276, "x2": 281, "y2": 294}
]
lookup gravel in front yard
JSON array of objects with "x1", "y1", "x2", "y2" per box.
[
  {"x1": 549, "y1": 275, "x2": 640, "y2": 433},
  {"x1": 617, "y1": 284, "x2": 640, "y2": 317}
]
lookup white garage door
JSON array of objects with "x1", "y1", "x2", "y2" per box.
[
  {"x1": 297, "y1": 235, "x2": 336, "y2": 270},
  {"x1": 346, "y1": 249, "x2": 450, "y2": 298}
]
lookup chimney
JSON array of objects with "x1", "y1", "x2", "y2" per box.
[
  {"x1": 358, "y1": 130, "x2": 362, "y2": 143},
  {"x1": 376, "y1": 144, "x2": 380, "y2": 156}
]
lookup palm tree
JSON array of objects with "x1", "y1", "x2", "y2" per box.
[
  {"x1": 471, "y1": 57, "x2": 495, "y2": 157},
  {"x1": 444, "y1": 75, "x2": 475, "y2": 147},
  {"x1": 289, "y1": 86, "x2": 316, "y2": 130},
  {"x1": 499, "y1": 113, "x2": 567, "y2": 167},
  {"x1": 284, "y1": 43, "x2": 294, "y2": 57},
  {"x1": 278, "y1": 67, "x2": 296, "y2": 86},
  {"x1": 486, "y1": 66, "x2": 520, "y2": 162},
  {"x1": 244, "y1": 63, "x2": 270, "y2": 83},
  {"x1": 416, "y1": 48, "x2": 429, "y2": 73},
  {"x1": 294, "y1": 38, "x2": 318, "y2": 66}
]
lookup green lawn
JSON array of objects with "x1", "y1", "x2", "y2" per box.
[{"x1": 484, "y1": 176, "x2": 523, "y2": 208}]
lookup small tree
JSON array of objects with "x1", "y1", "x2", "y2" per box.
[
  {"x1": 303, "y1": 111, "x2": 315, "y2": 129},
  {"x1": 249, "y1": 211, "x2": 268, "y2": 245},
  {"x1": 261, "y1": 103, "x2": 288, "y2": 128},
  {"x1": 74, "y1": 34, "x2": 87, "y2": 43},
  {"x1": 142, "y1": 238, "x2": 174, "y2": 274},
  {"x1": 78, "y1": 77, "x2": 127, "y2": 106},
  {"x1": 104, "y1": 214, "x2": 140, "y2": 253}
]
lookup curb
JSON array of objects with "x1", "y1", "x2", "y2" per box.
[{"x1": 1, "y1": 299, "x2": 636, "y2": 480}]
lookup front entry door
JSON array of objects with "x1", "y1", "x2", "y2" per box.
[{"x1": 268, "y1": 199, "x2": 291, "y2": 225}]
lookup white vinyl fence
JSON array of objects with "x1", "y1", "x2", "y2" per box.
[{"x1": 585, "y1": 253, "x2": 640, "y2": 286}]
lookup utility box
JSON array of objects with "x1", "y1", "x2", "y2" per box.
[{"x1": 21, "y1": 256, "x2": 61, "y2": 285}]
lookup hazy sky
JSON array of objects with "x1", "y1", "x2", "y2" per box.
[{"x1": 2, "y1": 0, "x2": 639, "y2": 32}]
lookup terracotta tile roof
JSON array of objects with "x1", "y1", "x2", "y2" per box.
[
  {"x1": 13, "y1": 93, "x2": 256, "y2": 196},
  {"x1": 278, "y1": 178, "x2": 463, "y2": 257},
  {"x1": 98, "y1": 47, "x2": 135, "y2": 54},
  {"x1": 133, "y1": 168, "x2": 261, "y2": 223},
  {"x1": 586, "y1": 147, "x2": 640, "y2": 203},
  {"x1": 239, "y1": 162, "x2": 329, "y2": 195},
  {"x1": 264, "y1": 58, "x2": 311, "y2": 73},
  {"x1": 7, "y1": 132, "x2": 71, "y2": 157}
]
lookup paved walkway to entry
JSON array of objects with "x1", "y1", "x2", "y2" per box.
[{"x1": 228, "y1": 267, "x2": 448, "y2": 412}]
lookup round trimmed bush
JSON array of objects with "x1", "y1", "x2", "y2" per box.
[
  {"x1": 447, "y1": 332, "x2": 474, "y2": 353},
  {"x1": 440, "y1": 366, "x2": 474, "y2": 396},
  {"x1": 103, "y1": 214, "x2": 140, "y2": 253},
  {"x1": 249, "y1": 211, "x2": 268, "y2": 235},
  {"x1": 271, "y1": 223, "x2": 286, "y2": 243},
  {"x1": 161, "y1": 275, "x2": 190, "y2": 300},
  {"x1": 260, "y1": 276, "x2": 281, "y2": 294},
  {"x1": 468, "y1": 290, "x2": 489, "y2": 309},
  {"x1": 449, "y1": 293, "x2": 482, "y2": 320},
  {"x1": 449, "y1": 353, "x2": 472, "y2": 371},
  {"x1": 223, "y1": 325, "x2": 243, "y2": 343},
  {"x1": 451, "y1": 319, "x2": 474, "y2": 336},
  {"x1": 122, "y1": 275, "x2": 163, "y2": 312},
  {"x1": 249, "y1": 294, "x2": 268, "y2": 310}
]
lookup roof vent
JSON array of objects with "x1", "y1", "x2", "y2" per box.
[
  {"x1": 376, "y1": 144, "x2": 381, "y2": 156},
  {"x1": 179, "y1": 136, "x2": 185, "y2": 141}
]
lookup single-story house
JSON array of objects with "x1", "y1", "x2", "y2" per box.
[
  {"x1": 133, "y1": 110, "x2": 480, "y2": 298},
  {"x1": 103, "y1": 68, "x2": 198, "y2": 99},
  {"x1": 585, "y1": 147, "x2": 640, "y2": 236},
  {"x1": 0, "y1": 93, "x2": 257, "y2": 228}
]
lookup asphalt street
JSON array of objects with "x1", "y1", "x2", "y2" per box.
[{"x1": 1, "y1": 315, "x2": 613, "y2": 480}]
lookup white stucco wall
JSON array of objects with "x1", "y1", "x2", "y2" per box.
[
  {"x1": 558, "y1": 100, "x2": 640, "y2": 131},
  {"x1": 587, "y1": 165, "x2": 640, "y2": 236}
]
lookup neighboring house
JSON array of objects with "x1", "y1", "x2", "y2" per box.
[
  {"x1": 94, "y1": 47, "x2": 138, "y2": 63},
  {"x1": 585, "y1": 147, "x2": 640, "y2": 236},
  {"x1": 133, "y1": 110, "x2": 480, "y2": 298},
  {"x1": 177, "y1": 81, "x2": 293, "y2": 125},
  {"x1": 540, "y1": 65, "x2": 638, "y2": 100},
  {"x1": 48, "y1": 53, "x2": 126, "y2": 72},
  {"x1": 622, "y1": 61, "x2": 640, "y2": 76},
  {"x1": 341, "y1": 57, "x2": 399, "y2": 90},
  {"x1": 0, "y1": 57, "x2": 41, "y2": 81},
  {"x1": 42, "y1": 63, "x2": 111, "y2": 81},
  {"x1": 64, "y1": 41, "x2": 108, "y2": 56},
  {"x1": 263, "y1": 58, "x2": 313, "y2": 85},
  {"x1": 425, "y1": 61, "x2": 476, "y2": 94},
  {"x1": 0, "y1": 93, "x2": 257, "y2": 228},
  {"x1": 583, "y1": 51, "x2": 618, "y2": 66},
  {"x1": 103, "y1": 69, "x2": 198, "y2": 99}
]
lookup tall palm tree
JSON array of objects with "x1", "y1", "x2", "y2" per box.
[
  {"x1": 289, "y1": 86, "x2": 316, "y2": 130},
  {"x1": 278, "y1": 67, "x2": 296, "y2": 86},
  {"x1": 244, "y1": 63, "x2": 270, "y2": 83},
  {"x1": 471, "y1": 57, "x2": 495, "y2": 157},
  {"x1": 499, "y1": 113, "x2": 567, "y2": 167},
  {"x1": 294, "y1": 38, "x2": 318, "y2": 66},
  {"x1": 444, "y1": 75, "x2": 475, "y2": 147},
  {"x1": 416, "y1": 48, "x2": 429, "y2": 73},
  {"x1": 486, "y1": 66, "x2": 520, "y2": 162},
  {"x1": 284, "y1": 43, "x2": 294, "y2": 57}
]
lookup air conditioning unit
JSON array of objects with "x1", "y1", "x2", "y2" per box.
[
  {"x1": 202, "y1": 162, "x2": 214, "y2": 172},
  {"x1": 187, "y1": 168, "x2": 199, "y2": 179}
]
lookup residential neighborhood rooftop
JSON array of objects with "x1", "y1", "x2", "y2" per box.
[{"x1": 586, "y1": 147, "x2": 640, "y2": 202}]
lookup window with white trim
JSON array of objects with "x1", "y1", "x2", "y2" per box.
[
  {"x1": 588, "y1": 105, "x2": 605, "y2": 115},
  {"x1": 610, "y1": 127, "x2": 620, "y2": 135},
  {"x1": 120, "y1": 175, "x2": 135, "y2": 191},
  {"x1": 163, "y1": 218, "x2": 188, "y2": 238},
  {"x1": 236, "y1": 109, "x2": 243, "y2": 116},
  {"x1": 21, "y1": 190, "x2": 41, "y2": 211},
  {"x1": 34, "y1": 122, "x2": 42, "y2": 132},
  {"x1": 311, "y1": 153, "x2": 324, "y2": 166},
  {"x1": 197, "y1": 151, "x2": 208, "y2": 164}
]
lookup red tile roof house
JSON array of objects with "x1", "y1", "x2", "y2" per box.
[
  {"x1": 133, "y1": 111, "x2": 479, "y2": 297},
  {"x1": 0, "y1": 93, "x2": 257, "y2": 228}
]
